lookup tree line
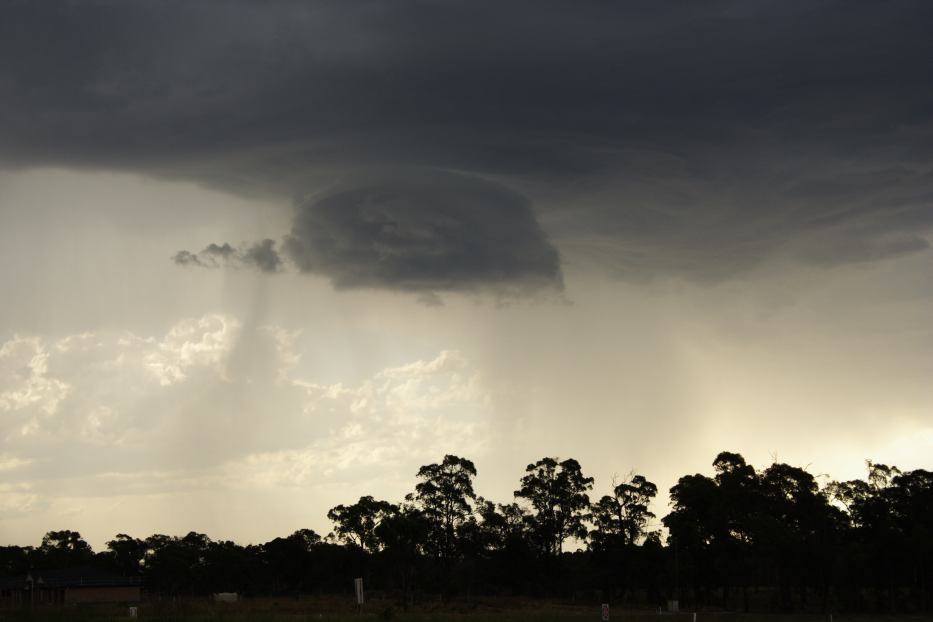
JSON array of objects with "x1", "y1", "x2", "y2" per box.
[{"x1": 1, "y1": 452, "x2": 930, "y2": 613}]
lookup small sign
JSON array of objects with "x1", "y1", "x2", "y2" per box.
[
  {"x1": 354, "y1": 577, "x2": 364, "y2": 606},
  {"x1": 128, "y1": 607, "x2": 138, "y2": 618},
  {"x1": 601, "y1": 603, "x2": 610, "y2": 621}
]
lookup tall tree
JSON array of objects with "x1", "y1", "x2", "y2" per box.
[
  {"x1": 590, "y1": 473, "x2": 658, "y2": 549},
  {"x1": 143, "y1": 532, "x2": 213, "y2": 595},
  {"x1": 105, "y1": 534, "x2": 146, "y2": 575},
  {"x1": 664, "y1": 472, "x2": 719, "y2": 607},
  {"x1": 472, "y1": 498, "x2": 528, "y2": 554},
  {"x1": 262, "y1": 529, "x2": 321, "y2": 594},
  {"x1": 411, "y1": 454, "x2": 477, "y2": 563},
  {"x1": 328, "y1": 496, "x2": 396, "y2": 552},
  {"x1": 375, "y1": 505, "x2": 430, "y2": 605},
  {"x1": 712, "y1": 452, "x2": 759, "y2": 611},
  {"x1": 39, "y1": 530, "x2": 94, "y2": 568},
  {"x1": 588, "y1": 473, "x2": 658, "y2": 606},
  {"x1": 515, "y1": 457, "x2": 593, "y2": 557},
  {"x1": 830, "y1": 463, "x2": 933, "y2": 612}
]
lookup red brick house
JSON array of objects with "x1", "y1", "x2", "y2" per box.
[{"x1": 0, "y1": 566, "x2": 141, "y2": 606}]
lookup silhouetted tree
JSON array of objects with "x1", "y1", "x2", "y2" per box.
[
  {"x1": 1, "y1": 452, "x2": 930, "y2": 612},
  {"x1": 411, "y1": 454, "x2": 477, "y2": 564},
  {"x1": 261, "y1": 529, "x2": 321, "y2": 594},
  {"x1": 588, "y1": 473, "x2": 658, "y2": 604},
  {"x1": 328, "y1": 496, "x2": 396, "y2": 552},
  {"x1": 590, "y1": 473, "x2": 658, "y2": 549},
  {"x1": 712, "y1": 452, "x2": 759, "y2": 611},
  {"x1": 0, "y1": 545, "x2": 31, "y2": 576},
  {"x1": 203, "y1": 539, "x2": 259, "y2": 594},
  {"x1": 142, "y1": 532, "x2": 216, "y2": 594},
  {"x1": 830, "y1": 462, "x2": 933, "y2": 612},
  {"x1": 515, "y1": 457, "x2": 593, "y2": 558},
  {"x1": 375, "y1": 505, "x2": 430, "y2": 605},
  {"x1": 105, "y1": 533, "x2": 145, "y2": 575},
  {"x1": 39, "y1": 530, "x2": 94, "y2": 568},
  {"x1": 471, "y1": 499, "x2": 528, "y2": 554}
]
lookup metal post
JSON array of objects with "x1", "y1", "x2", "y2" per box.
[{"x1": 674, "y1": 536, "x2": 680, "y2": 605}]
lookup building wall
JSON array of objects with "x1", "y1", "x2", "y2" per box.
[
  {"x1": 0, "y1": 589, "x2": 24, "y2": 607},
  {"x1": 63, "y1": 586, "x2": 141, "y2": 603}
]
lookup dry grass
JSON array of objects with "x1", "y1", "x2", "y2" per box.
[{"x1": 3, "y1": 597, "x2": 933, "y2": 622}]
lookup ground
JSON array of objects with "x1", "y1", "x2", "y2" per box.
[{"x1": 3, "y1": 596, "x2": 933, "y2": 622}]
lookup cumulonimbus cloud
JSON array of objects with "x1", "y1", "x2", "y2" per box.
[{"x1": 2, "y1": 1, "x2": 933, "y2": 284}]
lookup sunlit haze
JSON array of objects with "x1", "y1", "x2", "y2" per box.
[{"x1": 1, "y1": 2, "x2": 931, "y2": 551}]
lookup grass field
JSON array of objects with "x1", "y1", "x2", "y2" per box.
[{"x1": 3, "y1": 598, "x2": 933, "y2": 622}]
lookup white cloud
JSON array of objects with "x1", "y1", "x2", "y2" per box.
[
  {"x1": 379, "y1": 349, "x2": 468, "y2": 378},
  {"x1": 0, "y1": 314, "x2": 241, "y2": 449},
  {"x1": 0, "y1": 336, "x2": 70, "y2": 413},
  {"x1": 225, "y1": 349, "x2": 491, "y2": 488},
  {"x1": 0, "y1": 455, "x2": 31, "y2": 471},
  {"x1": 0, "y1": 317, "x2": 490, "y2": 536},
  {"x1": 132, "y1": 314, "x2": 240, "y2": 386},
  {"x1": 0, "y1": 483, "x2": 39, "y2": 516},
  {"x1": 0, "y1": 336, "x2": 71, "y2": 438}
]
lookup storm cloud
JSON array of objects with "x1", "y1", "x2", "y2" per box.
[
  {"x1": 283, "y1": 169, "x2": 562, "y2": 292},
  {"x1": 1, "y1": 1, "x2": 932, "y2": 286},
  {"x1": 176, "y1": 169, "x2": 562, "y2": 294},
  {"x1": 3, "y1": 1, "x2": 933, "y2": 551}
]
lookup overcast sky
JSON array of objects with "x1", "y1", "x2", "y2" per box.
[{"x1": 1, "y1": 1, "x2": 932, "y2": 549}]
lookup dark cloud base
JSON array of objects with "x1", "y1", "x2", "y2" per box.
[
  {"x1": 2, "y1": 1, "x2": 933, "y2": 286},
  {"x1": 177, "y1": 168, "x2": 563, "y2": 295}
]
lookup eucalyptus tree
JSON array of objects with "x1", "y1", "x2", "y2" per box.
[
  {"x1": 327, "y1": 496, "x2": 397, "y2": 552},
  {"x1": 39, "y1": 530, "x2": 94, "y2": 568},
  {"x1": 105, "y1": 534, "x2": 146, "y2": 575},
  {"x1": 375, "y1": 504, "x2": 431, "y2": 605},
  {"x1": 261, "y1": 529, "x2": 321, "y2": 594},
  {"x1": 587, "y1": 473, "x2": 658, "y2": 606},
  {"x1": 829, "y1": 462, "x2": 932, "y2": 612},
  {"x1": 143, "y1": 532, "x2": 214, "y2": 595},
  {"x1": 472, "y1": 498, "x2": 528, "y2": 554},
  {"x1": 411, "y1": 454, "x2": 477, "y2": 563},
  {"x1": 590, "y1": 473, "x2": 658, "y2": 549},
  {"x1": 711, "y1": 452, "x2": 760, "y2": 611},
  {"x1": 515, "y1": 457, "x2": 593, "y2": 557}
]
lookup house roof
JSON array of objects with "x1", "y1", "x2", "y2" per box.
[{"x1": 0, "y1": 566, "x2": 141, "y2": 589}]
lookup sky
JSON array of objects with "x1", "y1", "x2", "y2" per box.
[{"x1": 1, "y1": 0, "x2": 932, "y2": 550}]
